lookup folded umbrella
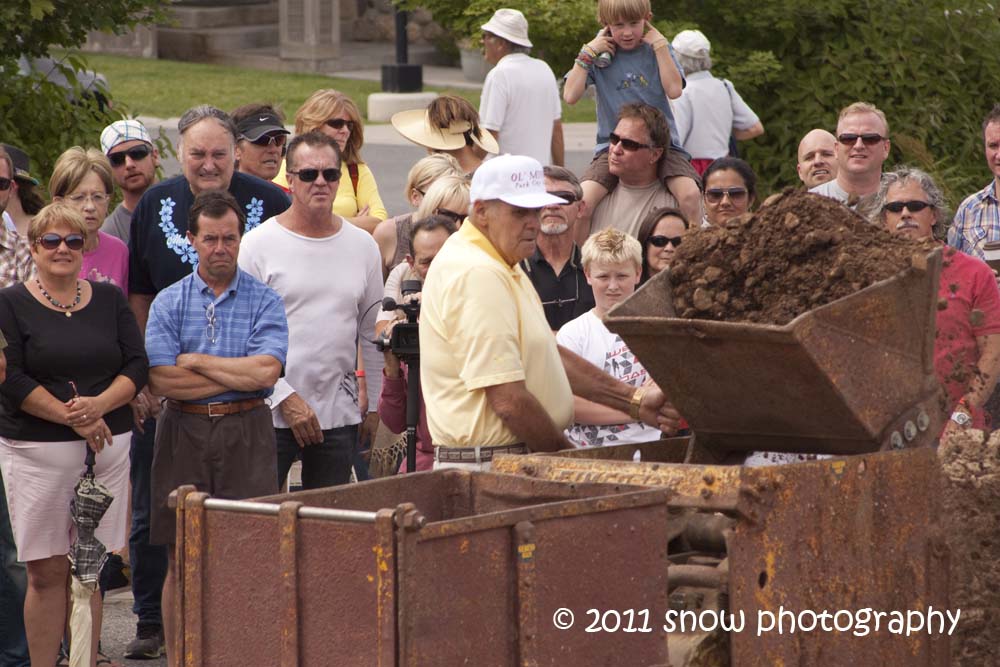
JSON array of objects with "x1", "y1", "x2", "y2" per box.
[{"x1": 68, "y1": 446, "x2": 114, "y2": 667}]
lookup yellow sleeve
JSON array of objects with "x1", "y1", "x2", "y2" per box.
[{"x1": 328, "y1": 163, "x2": 388, "y2": 221}]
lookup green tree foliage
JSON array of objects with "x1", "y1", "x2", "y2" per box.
[
  {"x1": 0, "y1": 0, "x2": 167, "y2": 186},
  {"x1": 653, "y1": 0, "x2": 1000, "y2": 205}
]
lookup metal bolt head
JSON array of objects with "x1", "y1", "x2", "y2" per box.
[
  {"x1": 702, "y1": 472, "x2": 715, "y2": 485},
  {"x1": 890, "y1": 431, "x2": 904, "y2": 450},
  {"x1": 917, "y1": 410, "x2": 930, "y2": 432}
]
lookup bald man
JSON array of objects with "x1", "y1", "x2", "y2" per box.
[{"x1": 797, "y1": 129, "x2": 838, "y2": 189}]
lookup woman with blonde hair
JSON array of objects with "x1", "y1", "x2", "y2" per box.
[
  {"x1": 49, "y1": 147, "x2": 129, "y2": 295},
  {"x1": 391, "y1": 95, "x2": 499, "y2": 175},
  {"x1": 0, "y1": 202, "x2": 146, "y2": 667},
  {"x1": 274, "y1": 89, "x2": 387, "y2": 233},
  {"x1": 373, "y1": 153, "x2": 462, "y2": 275}
]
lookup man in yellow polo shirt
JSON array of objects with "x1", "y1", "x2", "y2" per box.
[{"x1": 420, "y1": 154, "x2": 679, "y2": 468}]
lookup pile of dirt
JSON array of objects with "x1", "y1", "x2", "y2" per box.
[
  {"x1": 667, "y1": 190, "x2": 933, "y2": 324},
  {"x1": 938, "y1": 428, "x2": 1000, "y2": 666}
]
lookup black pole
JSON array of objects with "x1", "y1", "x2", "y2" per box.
[
  {"x1": 405, "y1": 357, "x2": 420, "y2": 473},
  {"x1": 394, "y1": 9, "x2": 409, "y2": 65},
  {"x1": 381, "y1": 5, "x2": 422, "y2": 92}
]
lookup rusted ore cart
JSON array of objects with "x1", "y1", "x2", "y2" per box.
[
  {"x1": 170, "y1": 472, "x2": 674, "y2": 666},
  {"x1": 492, "y1": 248, "x2": 951, "y2": 666}
]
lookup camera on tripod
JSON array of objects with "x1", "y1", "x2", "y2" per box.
[{"x1": 376, "y1": 279, "x2": 421, "y2": 360}]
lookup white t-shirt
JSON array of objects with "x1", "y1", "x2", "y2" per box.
[
  {"x1": 591, "y1": 180, "x2": 678, "y2": 238},
  {"x1": 479, "y1": 53, "x2": 562, "y2": 165},
  {"x1": 556, "y1": 310, "x2": 661, "y2": 447},
  {"x1": 809, "y1": 178, "x2": 850, "y2": 204},
  {"x1": 671, "y1": 71, "x2": 760, "y2": 161},
  {"x1": 238, "y1": 216, "x2": 384, "y2": 428}
]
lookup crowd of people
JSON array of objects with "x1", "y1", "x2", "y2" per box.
[{"x1": 0, "y1": 0, "x2": 999, "y2": 665}]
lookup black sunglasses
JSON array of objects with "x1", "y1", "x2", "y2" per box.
[
  {"x1": 705, "y1": 187, "x2": 749, "y2": 203},
  {"x1": 883, "y1": 200, "x2": 933, "y2": 214},
  {"x1": 436, "y1": 208, "x2": 465, "y2": 224},
  {"x1": 289, "y1": 167, "x2": 342, "y2": 183},
  {"x1": 609, "y1": 132, "x2": 654, "y2": 152},
  {"x1": 0, "y1": 177, "x2": 11, "y2": 191},
  {"x1": 37, "y1": 233, "x2": 85, "y2": 251},
  {"x1": 325, "y1": 119, "x2": 355, "y2": 131},
  {"x1": 108, "y1": 145, "x2": 152, "y2": 167},
  {"x1": 249, "y1": 133, "x2": 287, "y2": 148},
  {"x1": 546, "y1": 190, "x2": 579, "y2": 203},
  {"x1": 837, "y1": 133, "x2": 885, "y2": 146},
  {"x1": 648, "y1": 235, "x2": 682, "y2": 248}
]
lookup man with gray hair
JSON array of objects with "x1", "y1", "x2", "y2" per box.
[
  {"x1": 521, "y1": 165, "x2": 595, "y2": 330},
  {"x1": 669, "y1": 29, "x2": 763, "y2": 175},
  {"x1": 121, "y1": 104, "x2": 289, "y2": 660},
  {"x1": 479, "y1": 8, "x2": 564, "y2": 166}
]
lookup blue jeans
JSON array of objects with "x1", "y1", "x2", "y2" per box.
[
  {"x1": 129, "y1": 419, "x2": 168, "y2": 630},
  {"x1": 0, "y1": 466, "x2": 29, "y2": 667},
  {"x1": 275, "y1": 426, "x2": 358, "y2": 490}
]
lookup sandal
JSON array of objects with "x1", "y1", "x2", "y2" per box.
[
  {"x1": 56, "y1": 656, "x2": 69, "y2": 667},
  {"x1": 97, "y1": 653, "x2": 124, "y2": 667}
]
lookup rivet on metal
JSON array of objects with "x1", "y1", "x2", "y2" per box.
[
  {"x1": 917, "y1": 410, "x2": 930, "y2": 432},
  {"x1": 890, "y1": 431, "x2": 904, "y2": 449},
  {"x1": 903, "y1": 421, "x2": 917, "y2": 441}
]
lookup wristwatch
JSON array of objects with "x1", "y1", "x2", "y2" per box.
[{"x1": 950, "y1": 410, "x2": 972, "y2": 427}]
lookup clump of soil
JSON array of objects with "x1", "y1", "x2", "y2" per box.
[
  {"x1": 938, "y1": 428, "x2": 1000, "y2": 666},
  {"x1": 668, "y1": 190, "x2": 933, "y2": 324}
]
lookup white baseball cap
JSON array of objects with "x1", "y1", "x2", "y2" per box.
[
  {"x1": 672, "y1": 30, "x2": 711, "y2": 57},
  {"x1": 470, "y1": 155, "x2": 566, "y2": 208},
  {"x1": 100, "y1": 119, "x2": 153, "y2": 154},
  {"x1": 481, "y1": 9, "x2": 532, "y2": 48}
]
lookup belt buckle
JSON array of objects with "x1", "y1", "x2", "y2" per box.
[{"x1": 206, "y1": 401, "x2": 226, "y2": 418}]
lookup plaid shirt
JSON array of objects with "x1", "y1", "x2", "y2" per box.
[
  {"x1": 0, "y1": 225, "x2": 32, "y2": 289},
  {"x1": 948, "y1": 180, "x2": 1000, "y2": 260}
]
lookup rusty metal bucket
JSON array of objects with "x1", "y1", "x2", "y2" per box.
[
  {"x1": 494, "y1": 446, "x2": 950, "y2": 667},
  {"x1": 170, "y1": 470, "x2": 672, "y2": 667},
  {"x1": 605, "y1": 248, "x2": 944, "y2": 458}
]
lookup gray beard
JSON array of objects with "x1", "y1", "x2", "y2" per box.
[{"x1": 540, "y1": 222, "x2": 569, "y2": 235}]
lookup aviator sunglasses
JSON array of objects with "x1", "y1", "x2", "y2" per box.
[
  {"x1": 882, "y1": 200, "x2": 933, "y2": 214},
  {"x1": 289, "y1": 167, "x2": 342, "y2": 183},
  {"x1": 837, "y1": 133, "x2": 885, "y2": 146},
  {"x1": 705, "y1": 187, "x2": 749, "y2": 204},
  {"x1": 609, "y1": 132, "x2": 654, "y2": 152},
  {"x1": 36, "y1": 233, "x2": 85, "y2": 251},
  {"x1": 108, "y1": 144, "x2": 152, "y2": 167},
  {"x1": 647, "y1": 235, "x2": 682, "y2": 248},
  {"x1": 325, "y1": 119, "x2": 355, "y2": 131}
]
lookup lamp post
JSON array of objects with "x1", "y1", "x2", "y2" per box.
[{"x1": 381, "y1": 6, "x2": 422, "y2": 92}]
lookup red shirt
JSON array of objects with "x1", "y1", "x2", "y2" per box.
[{"x1": 934, "y1": 246, "x2": 1000, "y2": 427}]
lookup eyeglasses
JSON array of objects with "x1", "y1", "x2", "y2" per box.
[
  {"x1": 705, "y1": 187, "x2": 748, "y2": 204},
  {"x1": 540, "y1": 275, "x2": 581, "y2": 309},
  {"x1": 108, "y1": 145, "x2": 152, "y2": 167},
  {"x1": 248, "y1": 133, "x2": 287, "y2": 148},
  {"x1": 206, "y1": 302, "x2": 219, "y2": 345},
  {"x1": 609, "y1": 132, "x2": 654, "y2": 152},
  {"x1": 883, "y1": 200, "x2": 933, "y2": 214},
  {"x1": 288, "y1": 167, "x2": 342, "y2": 183},
  {"x1": 648, "y1": 235, "x2": 682, "y2": 248},
  {"x1": 36, "y1": 233, "x2": 85, "y2": 251},
  {"x1": 546, "y1": 191, "x2": 579, "y2": 204},
  {"x1": 435, "y1": 208, "x2": 465, "y2": 224},
  {"x1": 0, "y1": 177, "x2": 12, "y2": 191},
  {"x1": 837, "y1": 133, "x2": 885, "y2": 146},
  {"x1": 325, "y1": 119, "x2": 355, "y2": 131},
  {"x1": 67, "y1": 192, "x2": 110, "y2": 206}
]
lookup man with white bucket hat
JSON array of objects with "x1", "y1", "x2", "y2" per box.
[
  {"x1": 479, "y1": 9, "x2": 564, "y2": 166},
  {"x1": 419, "y1": 155, "x2": 680, "y2": 468}
]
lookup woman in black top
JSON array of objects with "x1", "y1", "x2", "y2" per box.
[{"x1": 0, "y1": 202, "x2": 147, "y2": 667}]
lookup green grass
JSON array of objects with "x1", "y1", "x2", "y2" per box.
[{"x1": 74, "y1": 52, "x2": 597, "y2": 124}]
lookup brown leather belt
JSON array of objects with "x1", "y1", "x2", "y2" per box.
[
  {"x1": 434, "y1": 443, "x2": 527, "y2": 463},
  {"x1": 167, "y1": 398, "x2": 265, "y2": 418}
]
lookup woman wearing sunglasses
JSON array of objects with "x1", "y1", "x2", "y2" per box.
[
  {"x1": 0, "y1": 202, "x2": 147, "y2": 667},
  {"x1": 50, "y1": 147, "x2": 129, "y2": 296},
  {"x1": 875, "y1": 167, "x2": 1000, "y2": 434},
  {"x1": 273, "y1": 89, "x2": 387, "y2": 234},
  {"x1": 701, "y1": 157, "x2": 757, "y2": 228},
  {"x1": 636, "y1": 206, "x2": 689, "y2": 284}
]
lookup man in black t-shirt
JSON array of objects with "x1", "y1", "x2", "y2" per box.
[{"x1": 121, "y1": 105, "x2": 289, "y2": 660}]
